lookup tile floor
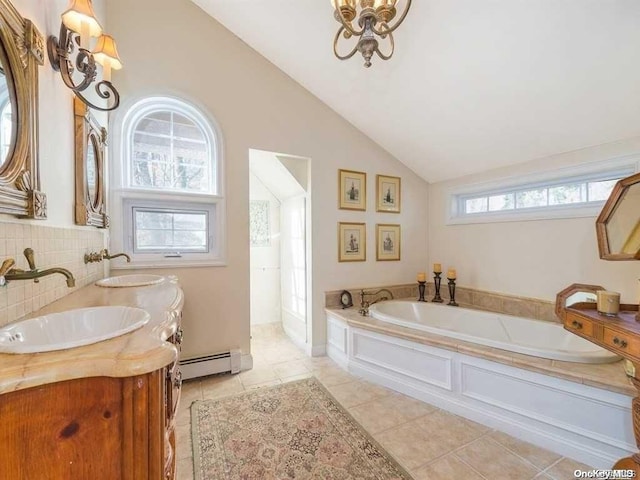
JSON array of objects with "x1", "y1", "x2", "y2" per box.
[{"x1": 175, "y1": 323, "x2": 591, "y2": 480}]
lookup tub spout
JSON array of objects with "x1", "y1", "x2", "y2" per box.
[{"x1": 359, "y1": 288, "x2": 394, "y2": 316}]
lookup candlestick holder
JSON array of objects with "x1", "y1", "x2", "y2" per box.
[
  {"x1": 447, "y1": 278, "x2": 459, "y2": 306},
  {"x1": 418, "y1": 281, "x2": 426, "y2": 302},
  {"x1": 432, "y1": 272, "x2": 443, "y2": 303}
]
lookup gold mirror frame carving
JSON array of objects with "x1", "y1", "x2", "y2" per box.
[
  {"x1": 74, "y1": 97, "x2": 108, "y2": 228},
  {"x1": 0, "y1": 0, "x2": 45, "y2": 218},
  {"x1": 596, "y1": 172, "x2": 640, "y2": 261}
]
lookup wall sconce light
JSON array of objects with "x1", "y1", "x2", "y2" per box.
[{"x1": 47, "y1": 0, "x2": 123, "y2": 112}]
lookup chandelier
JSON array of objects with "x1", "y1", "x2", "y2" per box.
[{"x1": 331, "y1": 0, "x2": 412, "y2": 68}]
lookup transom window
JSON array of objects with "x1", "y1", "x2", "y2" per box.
[
  {"x1": 462, "y1": 177, "x2": 619, "y2": 215},
  {"x1": 114, "y1": 96, "x2": 225, "y2": 267},
  {"x1": 448, "y1": 159, "x2": 638, "y2": 225}
]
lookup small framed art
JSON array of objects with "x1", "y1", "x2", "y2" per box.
[
  {"x1": 338, "y1": 222, "x2": 366, "y2": 262},
  {"x1": 339, "y1": 169, "x2": 366, "y2": 210},
  {"x1": 376, "y1": 174, "x2": 401, "y2": 213},
  {"x1": 376, "y1": 224, "x2": 401, "y2": 261}
]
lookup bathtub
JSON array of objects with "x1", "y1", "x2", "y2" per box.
[{"x1": 369, "y1": 300, "x2": 618, "y2": 364}]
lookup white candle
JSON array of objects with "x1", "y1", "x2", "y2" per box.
[
  {"x1": 80, "y1": 20, "x2": 90, "y2": 50},
  {"x1": 417, "y1": 272, "x2": 426, "y2": 282},
  {"x1": 433, "y1": 263, "x2": 442, "y2": 273},
  {"x1": 447, "y1": 268, "x2": 457, "y2": 279},
  {"x1": 102, "y1": 57, "x2": 112, "y2": 83}
]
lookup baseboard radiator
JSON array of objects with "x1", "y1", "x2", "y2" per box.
[{"x1": 180, "y1": 348, "x2": 241, "y2": 380}]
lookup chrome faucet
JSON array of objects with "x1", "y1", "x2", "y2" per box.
[
  {"x1": 0, "y1": 248, "x2": 75, "y2": 287},
  {"x1": 358, "y1": 288, "x2": 394, "y2": 316},
  {"x1": 84, "y1": 249, "x2": 131, "y2": 264}
]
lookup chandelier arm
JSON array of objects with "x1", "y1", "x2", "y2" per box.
[
  {"x1": 372, "y1": 0, "x2": 412, "y2": 36},
  {"x1": 332, "y1": 0, "x2": 365, "y2": 37},
  {"x1": 333, "y1": 26, "x2": 359, "y2": 60},
  {"x1": 375, "y1": 31, "x2": 395, "y2": 60}
]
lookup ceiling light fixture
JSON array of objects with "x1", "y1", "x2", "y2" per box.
[
  {"x1": 331, "y1": 0, "x2": 412, "y2": 68},
  {"x1": 47, "y1": 0, "x2": 123, "y2": 111}
]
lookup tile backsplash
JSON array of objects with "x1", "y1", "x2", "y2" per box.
[
  {"x1": 326, "y1": 282, "x2": 558, "y2": 323},
  {"x1": 0, "y1": 222, "x2": 107, "y2": 327}
]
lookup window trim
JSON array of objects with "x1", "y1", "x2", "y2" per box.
[
  {"x1": 446, "y1": 156, "x2": 640, "y2": 225},
  {"x1": 109, "y1": 94, "x2": 226, "y2": 269}
]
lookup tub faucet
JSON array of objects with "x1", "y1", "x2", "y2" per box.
[
  {"x1": 0, "y1": 248, "x2": 75, "y2": 287},
  {"x1": 359, "y1": 288, "x2": 394, "y2": 316}
]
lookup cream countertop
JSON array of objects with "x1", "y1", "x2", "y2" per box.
[
  {"x1": 0, "y1": 276, "x2": 184, "y2": 395},
  {"x1": 326, "y1": 306, "x2": 636, "y2": 397}
]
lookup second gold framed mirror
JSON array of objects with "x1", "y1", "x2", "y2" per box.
[
  {"x1": 596, "y1": 172, "x2": 640, "y2": 261},
  {"x1": 74, "y1": 97, "x2": 109, "y2": 228}
]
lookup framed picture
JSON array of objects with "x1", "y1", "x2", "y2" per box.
[
  {"x1": 376, "y1": 174, "x2": 401, "y2": 213},
  {"x1": 338, "y1": 222, "x2": 366, "y2": 262},
  {"x1": 376, "y1": 224, "x2": 401, "y2": 261},
  {"x1": 339, "y1": 169, "x2": 366, "y2": 211}
]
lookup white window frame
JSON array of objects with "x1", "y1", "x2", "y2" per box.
[
  {"x1": 110, "y1": 95, "x2": 226, "y2": 268},
  {"x1": 446, "y1": 156, "x2": 640, "y2": 225}
]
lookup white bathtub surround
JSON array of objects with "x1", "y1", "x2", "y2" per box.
[
  {"x1": 326, "y1": 307, "x2": 636, "y2": 468},
  {"x1": 370, "y1": 301, "x2": 618, "y2": 364}
]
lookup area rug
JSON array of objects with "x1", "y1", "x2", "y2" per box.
[{"x1": 191, "y1": 377, "x2": 412, "y2": 480}]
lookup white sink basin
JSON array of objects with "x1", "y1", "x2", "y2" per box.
[
  {"x1": 0, "y1": 306, "x2": 150, "y2": 354},
  {"x1": 96, "y1": 274, "x2": 164, "y2": 288}
]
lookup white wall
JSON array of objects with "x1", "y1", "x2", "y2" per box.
[
  {"x1": 249, "y1": 173, "x2": 281, "y2": 326},
  {"x1": 428, "y1": 139, "x2": 640, "y2": 304},
  {"x1": 106, "y1": 0, "x2": 429, "y2": 357}
]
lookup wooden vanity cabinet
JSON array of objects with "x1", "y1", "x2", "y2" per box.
[
  {"x1": 563, "y1": 306, "x2": 640, "y2": 472},
  {"x1": 0, "y1": 319, "x2": 183, "y2": 480}
]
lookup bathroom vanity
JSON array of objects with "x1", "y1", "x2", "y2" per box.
[{"x1": 0, "y1": 276, "x2": 184, "y2": 480}]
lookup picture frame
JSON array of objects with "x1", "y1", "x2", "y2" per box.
[
  {"x1": 338, "y1": 222, "x2": 366, "y2": 262},
  {"x1": 376, "y1": 174, "x2": 401, "y2": 213},
  {"x1": 339, "y1": 169, "x2": 366, "y2": 211},
  {"x1": 376, "y1": 224, "x2": 401, "y2": 261}
]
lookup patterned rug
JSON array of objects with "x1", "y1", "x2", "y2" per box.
[{"x1": 191, "y1": 377, "x2": 412, "y2": 480}]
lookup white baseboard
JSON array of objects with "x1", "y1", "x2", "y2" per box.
[{"x1": 241, "y1": 353, "x2": 253, "y2": 371}]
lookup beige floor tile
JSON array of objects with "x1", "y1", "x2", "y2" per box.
[
  {"x1": 200, "y1": 374, "x2": 244, "y2": 400},
  {"x1": 272, "y1": 359, "x2": 311, "y2": 379},
  {"x1": 375, "y1": 421, "x2": 449, "y2": 470},
  {"x1": 238, "y1": 365, "x2": 278, "y2": 386},
  {"x1": 348, "y1": 393, "x2": 436, "y2": 434},
  {"x1": 314, "y1": 366, "x2": 359, "y2": 386},
  {"x1": 176, "y1": 456, "x2": 194, "y2": 480},
  {"x1": 490, "y1": 431, "x2": 561, "y2": 469},
  {"x1": 455, "y1": 438, "x2": 541, "y2": 480},
  {"x1": 175, "y1": 422, "x2": 193, "y2": 461},
  {"x1": 244, "y1": 378, "x2": 282, "y2": 390},
  {"x1": 325, "y1": 379, "x2": 391, "y2": 408},
  {"x1": 544, "y1": 458, "x2": 592, "y2": 480},
  {"x1": 415, "y1": 410, "x2": 489, "y2": 447},
  {"x1": 281, "y1": 372, "x2": 313, "y2": 382},
  {"x1": 411, "y1": 454, "x2": 485, "y2": 480}
]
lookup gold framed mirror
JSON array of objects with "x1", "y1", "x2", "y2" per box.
[
  {"x1": 74, "y1": 97, "x2": 108, "y2": 228},
  {"x1": 0, "y1": 0, "x2": 46, "y2": 218},
  {"x1": 596, "y1": 172, "x2": 640, "y2": 261}
]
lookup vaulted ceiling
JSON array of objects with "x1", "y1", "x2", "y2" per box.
[{"x1": 192, "y1": 0, "x2": 640, "y2": 183}]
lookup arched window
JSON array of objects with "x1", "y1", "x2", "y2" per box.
[{"x1": 114, "y1": 96, "x2": 225, "y2": 267}]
